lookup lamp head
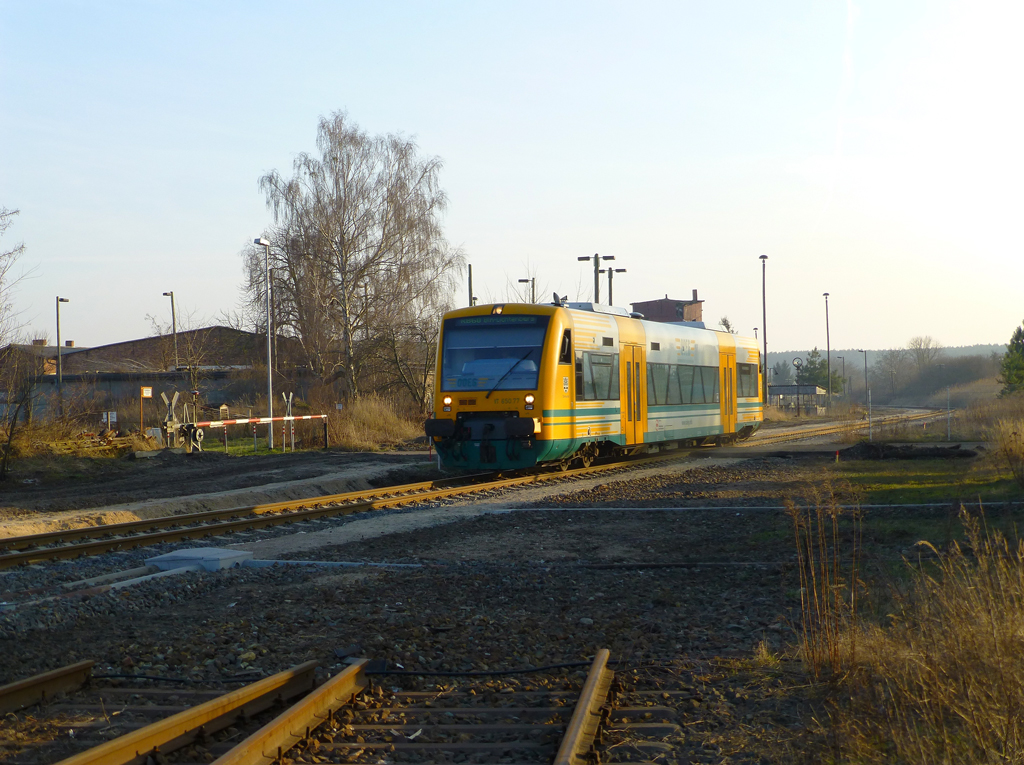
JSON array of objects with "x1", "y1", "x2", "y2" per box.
[
  {"x1": 577, "y1": 256, "x2": 590, "y2": 262},
  {"x1": 518, "y1": 279, "x2": 529, "y2": 284},
  {"x1": 255, "y1": 238, "x2": 270, "y2": 247},
  {"x1": 163, "y1": 291, "x2": 173, "y2": 297},
  {"x1": 759, "y1": 254, "x2": 768, "y2": 261},
  {"x1": 57, "y1": 297, "x2": 69, "y2": 303}
]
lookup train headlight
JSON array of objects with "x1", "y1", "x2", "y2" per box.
[
  {"x1": 442, "y1": 395, "x2": 452, "y2": 412},
  {"x1": 524, "y1": 393, "x2": 535, "y2": 410}
]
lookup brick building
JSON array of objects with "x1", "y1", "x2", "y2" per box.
[{"x1": 630, "y1": 290, "x2": 704, "y2": 324}]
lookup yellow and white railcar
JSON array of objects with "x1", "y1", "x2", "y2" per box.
[{"x1": 425, "y1": 302, "x2": 762, "y2": 470}]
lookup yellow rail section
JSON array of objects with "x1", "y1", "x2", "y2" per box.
[
  {"x1": 213, "y1": 660, "x2": 367, "y2": 765},
  {"x1": 53, "y1": 661, "x2": 319, "y2": 765},
  {"x1": 554, "y1": 649, "x2": 615, "y2": 765}
]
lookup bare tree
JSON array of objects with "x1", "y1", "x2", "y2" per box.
[
  {"x1": 246, "y1": 112, "x2": 464, "y2": 400},
  {"x1": 874, "y1": 348, "x2": 913, "y2": 393},
  {"x1": 0, "y1": 344, "x2": 41, "y2": 479},
  {"x1": 908, "y1": 336, "x2": 943, "y2": 372},
  {"x1": 0, "y1": 208, "x2": 26, "y2": 343},
  {"x1": 718, "y1": 316, "x2": 737, "y2": 334}
]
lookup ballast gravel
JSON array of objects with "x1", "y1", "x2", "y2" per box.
[{"x1": 2, "y1": 456, "x2": 849, "y2": 763}]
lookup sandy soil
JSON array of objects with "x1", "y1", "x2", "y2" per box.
[{"x1": 0, "y1": 450, "x2": 439, "y2": 538}]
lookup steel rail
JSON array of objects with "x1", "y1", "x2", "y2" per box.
[
  {"x1": 0, "y1": 473, "x2": 497, "y2": 553},
  {"x1": 212, "y1": 660, "x2": 367, "y2": 765},
  {"x1": 744, "y1": 410, "x2": 940, "y2": 447},
  {"x1": 0, "y1": 454, "x2": 684, "y2": 569},
  {"x1": 53, "y1": 660, "x2": 319, "y2": 765},
  {"x1": 0, "y1": 660, "x2": 95, "y2": 714},
  {"x1": 554, "y1": 648, "x2": 615, "y2": 765}
]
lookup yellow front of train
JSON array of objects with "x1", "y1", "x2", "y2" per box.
[{"x1": 424, "y1": 303, "x2": 578, "y2": 470}]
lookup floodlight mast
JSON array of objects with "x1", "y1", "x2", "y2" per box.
[
  {"x1": 162, "y1": 291, "x2": 178, "y2": 370},
  {"x1": 577, "y1": 253, "x2": 615, "y2": 303}
]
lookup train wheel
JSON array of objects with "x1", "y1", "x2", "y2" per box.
[
  {"x1": 557, "y1": 458, "x2": 571, "y2": 472},
  {"x1": 578, "y1": 443, "x2": 596, "y2": 468}
]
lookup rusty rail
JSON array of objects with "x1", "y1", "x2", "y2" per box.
[
  {"x1": 53, "y1": 660, "x2": 318, "y2": 765},
  {"x1": 554, "y1": 649, "x2": 615, "y2": 765},
  {"x1": 0, "y1": 660, "x2": 95, "y2": 714},
  {"x1": 213, "y1": 660, "x2": 367, "y2": 765}
]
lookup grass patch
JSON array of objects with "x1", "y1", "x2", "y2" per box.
[{"x1": 835, "y1": 456, "x2": 1023, "y2": 504}]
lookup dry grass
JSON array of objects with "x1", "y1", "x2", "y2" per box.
[
  {"x1": 323, "y1": 393, "x2": 422, "y2": 451},
  {"x1": 786, "y1": 480, "x2": 862, "y2": 679},
  {"x1": 827, "y1": 509, "x2": 1024, "y2": 762}
]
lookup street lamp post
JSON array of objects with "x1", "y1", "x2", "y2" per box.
[
  {"x1": 599, "y1": 267, "x2": 626, "y2": 305},
  {"x1": 56, "y1": 296, "x2": 69, "y2": 415},
  {"x1": 823, "y1": 292, "x2": 831, "y2": 406},
  {"x1": 255, "y1": 238, "x2": 274, "y2": 449},
  {"x1": 759, "y1": 255, "x2": 768, "y2": 404},
  {"x1": 837, "y1": 355, "x2": 845, "y2": 397},
  {"x1": 517, "y1": 278, "x2": 535, "y2": 303},
  {"x1": 162, "y1": 291, "x2": 178, "y2": 370},
  {"x1": 577, "y1": 253, "x2": 615, "y2": 304}
]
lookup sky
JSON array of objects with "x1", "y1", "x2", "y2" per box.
[{"x1": 1, "y1": 1, "x2": 1022, "y2": 353}]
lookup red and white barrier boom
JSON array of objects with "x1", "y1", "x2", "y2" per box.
[{"x1": 181, "y1": 415, "x2": 328, "y2": 453}]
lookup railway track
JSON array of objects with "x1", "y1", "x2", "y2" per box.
[
  {"x1": 2, "y1": 651, "x2": 680, "y2": 765},
  {"x1": 0, "y1": 453, "x2": 684, "y2": 570},
  {"x1": 742, "y1": 408, "x2": 941, "y2": 447},
  {"x1": 0, "y1": 408, "x2": 940, "y2": 571}
]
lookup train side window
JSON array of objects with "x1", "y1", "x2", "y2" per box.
[
  {"x1": 667, "y1": 365, "x2": 682, "y2": 405},
  {"x1": 610, "y1": 354, "x2": 620, "y2": 400},
  {"x1": 691, "y1": 365, "x2": 706, "y2": 403},
  {"x1": 678, "y1": 365, "x2": 694, "y2": 404},
  {"x1": 590, "y1": 353, "x2": 614, "y2": 398},
  {"x1": 575, "y1": 351, "x2": 584, "y2": 400},
  {"x1": 650, "y1": 363, "x2": 669, "y2": 406},
  {"x1": 703, "y1": 367, "x2": 720, "y2": 403},
  {"x1": 646, "y1": 363, "x2": 656, "y2": 405},
  {"x1": 559, "y1": 330, "x2": 572, "y2": 364}
]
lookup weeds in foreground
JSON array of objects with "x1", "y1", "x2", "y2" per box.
[
  {"x1": 995, "y1": 419, "x2": 1024, "y2": 489},
  {"x1": 787, "y1": 481, "x2": 862, "y2": 679},
  {"x1": 830, "y1": 508, "x2": 1024, "y2": 763}
]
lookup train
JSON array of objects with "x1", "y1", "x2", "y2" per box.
[{"x1": 424, "y1": 300, "x2": 763, "y2": 470}]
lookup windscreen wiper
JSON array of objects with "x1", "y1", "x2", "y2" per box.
[{"x1": 485, "y1": 349, "x2": 534, "y2": 399}]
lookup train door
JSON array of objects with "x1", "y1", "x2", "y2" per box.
[
  {"x1": 719, "y1": 350, "x2": 736, "y2": 434},
  {"x1": 619, "y1": 344, "x2": 646, "y2": 445}
]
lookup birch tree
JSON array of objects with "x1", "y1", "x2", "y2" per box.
[{"x1": 245, "y1": 112, "x2": 463, "y2": 400}]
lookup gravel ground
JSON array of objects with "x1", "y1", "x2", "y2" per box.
[{"x1": 2, "y1": 454, "x2": 855, "y2": 764}]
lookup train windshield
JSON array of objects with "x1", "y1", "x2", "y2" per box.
[{"x1": 440, "y1": 314, "x2": 550, "y2": 392}]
